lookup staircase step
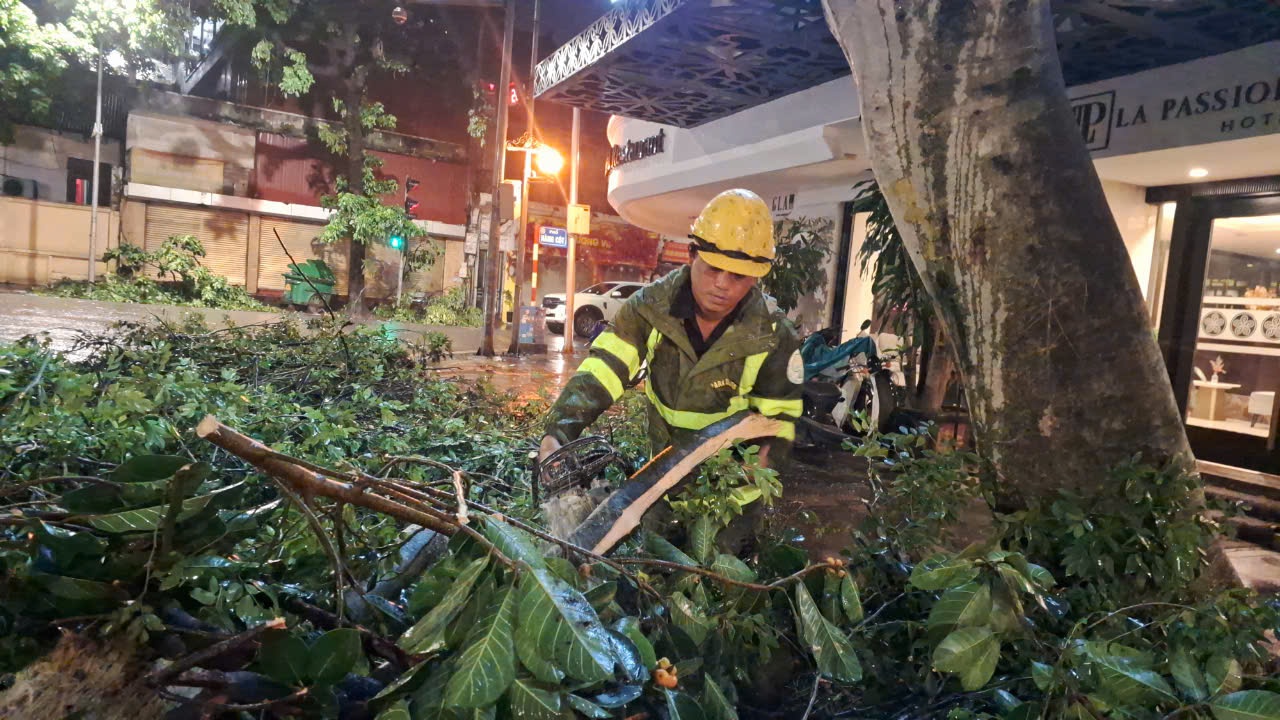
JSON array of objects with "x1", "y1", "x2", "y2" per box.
[{"x1": 1216, "y1": 513, "x2": 1280, "y2": 550}]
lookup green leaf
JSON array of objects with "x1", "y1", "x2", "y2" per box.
[
  {"x1": 444, "y1": 585, "x2": 517, "y2": 708},
  {"x1": 375, "y1": 699, "x2": 411, "y2": 720},
  {"x1": 665, "y1": 689, "x2": 708, "y2": 720},
  {"x1": 112, "y1": 454, "x2": 191, "y2": 483},
  {"x1": 30, "y1": 572, "x2": 124, "y2": 603},
  {"x1": 614, "y1": 617, "x2": 656, "y2": 671},
  {"x1": 566, "y1": 694, "x2": 611, "y2": 719},
  {"x1": 690, "y1": 515, "x2": 716, "y2": 565},
  {"x1": 794, "y1": 582, "x2": 862, "y2": 683},
  {"x1": 258, "y1": 632, "x2": 310, "y2": 686},
  {"x1": 400, "y1": 555, "x2": 489, "y2": 653},
  {"x1": 1170, "y1": 648, "x2": 1208, "y2": 701},
  {"x1": 515, "y1": 622, "x2": 566, "y2": 685},
  {"x1": 910, "y1": 556, "x2": 979, "y2": 591},
  {"x1": 516, "y1": 565, "x2": 619, "y2": 684},
  {"x1": 84, "y1": 483, "x2": 240, "y2": 533},
  {"x1": 1024, "y1": 563, "x2": 1055, "y2": 590},
  {"x1": 710, "y1": 553, "x2": 757, "y2": 584},
  {"x1": 927, "y1": 582, "x2": 992, "y2": 631},
  {"x1": 506, "y1": 678, "x2": 568, "y2": 720},
  {"x1": 933, "y1": 627, "x2": 999, "y2": 691},
  {"x1": 60, "y1": 483, "x2": 125, "y2": 513},
  {"x1": 1031, "y1": 661, "x2": 1054, "y2": 691},
  {"x1": 670, "y1": 592, "x2": 711, "y2": 647},
  {"x1": 308, "y1": 628, "x2": 361, "y2": 686},
  {"x1": 645, "y1": 533, "x2": 698, "y2": 566},
  {"x1": 584, "y1": 582, "x2": 617, "y2": 613},
  {"x1": 1207, "y1": 655, "x2": 1244, "y2": 696},
  {"x1": 1211, "y1": 690, "x2": 1280, "y2": 720},
  {"x1": 1092, "y1": 653, "x2": 1178, "y2": 705},
  {"x1": 840, "y1": 575, "x2": 864, "y2": 623},
  {"x1": 702, "y1": 679, "x2": 739, "y2": 720},
  {"x1": 481, "y1": 518, "x2": 546, "y2": 571}
]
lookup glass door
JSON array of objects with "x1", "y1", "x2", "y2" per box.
[{"x1": 1183, "y1": 211, "x2": 1280, "y2": 471}]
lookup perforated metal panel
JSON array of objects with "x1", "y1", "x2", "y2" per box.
[
  {"x1": 258, "y1": 218, "x2": 325, "y2": 292},
  {"x1": 144, "y1": 204, "x2": 249, "y2": 286}
]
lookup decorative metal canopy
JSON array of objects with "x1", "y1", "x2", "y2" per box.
[{"x1": 535, "y1": 0, "x2": 1280, "y2": 129}]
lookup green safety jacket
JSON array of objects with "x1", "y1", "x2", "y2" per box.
[{"x1": 544, "y1": 267, "x2": 804, "y2": 503}]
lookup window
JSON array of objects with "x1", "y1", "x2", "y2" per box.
[
  {"x1": 582, "y1": 283, "x2": 617, "y2": 295},
  {"x1": 66, "y1": 158, "x2": 112, "y2": 206},
  {"x1": 614, "y1": 284, "x2": 642, "y2": 299}
]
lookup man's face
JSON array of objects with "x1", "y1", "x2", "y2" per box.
[{"x1": 689, "y1": 254, "x2": 757, "y2": 318}]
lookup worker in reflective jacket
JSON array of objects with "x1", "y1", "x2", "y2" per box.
[{"x1": 538, "y1": 188, "x2": 805, "y2": 511}]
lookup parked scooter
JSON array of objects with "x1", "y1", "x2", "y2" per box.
[{"x1": 795, "y1": 321, "x2": 905, "y2": 448}]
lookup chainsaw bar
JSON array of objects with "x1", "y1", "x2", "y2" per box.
[{"x1": 538, "y1": 436, "x2": 630, "y2": 497}]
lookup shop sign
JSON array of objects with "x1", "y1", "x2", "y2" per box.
[
  {"x1": 540, "y1": 226, "x2": 568, "y2": 248},
  {"x1": 607, "y1": 129, "x2": 666, "y2": 171},
  {"x1": 771, "y1": 193, "x2": 796, "y2": 217},
  {"x1": 1067, "y1": 41, "x2": 1280, "y2": 158},
  {"x1": 659, "y1": 238, "x2": 691, "y2": 264}
]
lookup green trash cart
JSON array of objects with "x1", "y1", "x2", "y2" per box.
[{"x1": 282, "y1": 259, "x2": 336, "y2": 312}]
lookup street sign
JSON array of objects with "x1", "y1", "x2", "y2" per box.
[
  {"x1": 567, "y1": 204, "x2": 591, "y2": 235},
  {"x1": 539, "y1": 226, "x2": 568, "y2": 248}
]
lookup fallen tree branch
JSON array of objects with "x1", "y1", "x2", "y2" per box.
[
  {"x1": 195, "y1": 415, "x2": 457, "y2": 536},
  {"x1": 147, "y1": 617, "x2": 286, "y2": 688},
  {"x1": 613, "y1": 557, "x2": 839, "y2": 593}
]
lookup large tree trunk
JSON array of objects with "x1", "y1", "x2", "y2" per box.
[
  {"x1": 821, "y1": 0, "x2": 1194, "y2": 506},
  {"x1": 344, "y1": 74, "x2": 369, "y2": 313}
]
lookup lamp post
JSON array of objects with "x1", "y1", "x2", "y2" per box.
[
  {"x1": 507, "y1": 0, "x2": 541, "y2": 356},
  {"x1": 505, "y1": 139, "x2": 563, "y2": 355},
  {"x1": 563, "y1": 107, "x2": 580, "y2": 354}
]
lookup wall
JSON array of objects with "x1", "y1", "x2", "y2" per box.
[
  {"x1": 127, "y1": 113, "x2": 256, "y2": 195},
  {"x1": 1101, "y1": 179, "x2": 1159, "y2": 299},
  {"x1": 0, "y1": 125, "x2": 123, "y2": 203},
  {"x1": 0, "y1": 196, "x2": 120, "y2": 285}
]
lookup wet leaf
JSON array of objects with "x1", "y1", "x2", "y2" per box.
[
  {"x1": 506, "y1": 678, "x2": 568, "y2": 719},
  {"x1": 374, "y1": 699, "x2": 410, "y2": 720},
  {"x1": 665, "y1": 688, "x2": 708, "y2": 720},
  {"x1": 795, "y1": 582, "x2": 862, "y2": 683},
  {"x1": 613, "y1": 617, "x2": 656, "y2": 671},
  {"x1": 1170, "y1": 647, "x2": 1207, "y2": 701},
  {"x1": 933, "y1": 627, "x2": 999, "y2": 691},
  {"x1": 840, "y1": 574, "x2": 864, "y2": 623},
  {"x1": 927, "y1": 582, "x2": 992, "y2": 631},
  {"x1": 670, "y1": 592, "x2": 711, "y2": 647},
  {"x1": 399, "y1": 555, "x2": 489, "y2": 653},
  {"x1": 444, "y1": 585, "x2": 517, "y2": 708},
  {"x1": 84, "y1": 482, "x2": 241, "y2": 534},
  {"x1": 258, "y1": 631, "x2": 309, "y2": 686},
  {"x1": 702, "y1": 678, "x2": 739, "y2": 720},
  {"x1": 112, "y1": 454, "x2": 193, "y2": 483},
  {"x1": 910, "y1": 556, "x2": 979, "y2": 591},
  {"x1": 1031, "y1": 661, "x2": 1054, "y2": 691},
  {"x1": 481, "y1": 518, "x2": 546, "y2": 571},
  {"x1": 1206, "y1": 654, "x2": 1243, "y2": 696},
  {"x1": 566, "y1": 694, "x2": 611, "y2": 718},
  {"x1": 1210, "y1": 690, "x2": 1280, "y2": 720},
  {"x1": 645, "y1": 533, "x2": 697, "y2": 567},
  {"x1": 1092, "y1": 653, "x2": 1178, "y2": 705},
  {"x1": 308, "y1": 628, "x2": 361, "y2": 686},
  {"x1": 710, "y1": 553, "x2": 756, "y2": 584},
  {"x1": 690, "y1": 515, "x2": 716, "y2": 565},
  {"x1": 516, "y1": 564, "x2": 618, "y2": 684}
]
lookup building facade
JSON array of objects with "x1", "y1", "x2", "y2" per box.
[{"x1": 533, "y1": 1, "x2": 1280, "y2": 481}]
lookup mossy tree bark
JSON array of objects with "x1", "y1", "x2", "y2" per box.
[{"x1": 821, "y1": 0, "x2": 1195, "y2": 506}]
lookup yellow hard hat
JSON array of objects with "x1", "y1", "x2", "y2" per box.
[{"x1": 688, "y1": 189, "x2": 775, "y2": 278}]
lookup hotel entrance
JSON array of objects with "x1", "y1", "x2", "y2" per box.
[{"x1": 1159, "y1": 181, "x2": 1280, "y2": 475}]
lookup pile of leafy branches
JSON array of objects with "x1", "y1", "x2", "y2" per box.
[
  {"x1": 374, "y1": 287, "x2": 484, "y2": 328},
  {"x1": 37, "y1": 235, "x2": 269, "y2": 312},
  {"x1": 2, "y1": 319, "x2": 1280, "y2": 720}
]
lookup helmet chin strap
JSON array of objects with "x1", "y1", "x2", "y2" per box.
[{"x1": 687, "y1": 234, "x2": 774, "y2": 266}]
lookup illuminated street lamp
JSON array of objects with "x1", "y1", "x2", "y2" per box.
[{"x1": 506, "y1": 136, "x2": 562, "y2": 354}]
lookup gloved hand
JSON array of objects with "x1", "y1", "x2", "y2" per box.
[{"x1": 537, "y1": 434, "x2": 562, "y2": 464}]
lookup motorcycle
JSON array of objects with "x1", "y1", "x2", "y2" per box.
[{"x1": 795, "y1": 322, "x2": 907, "y2": 448}]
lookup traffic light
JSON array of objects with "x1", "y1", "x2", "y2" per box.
[{"x1": 388, "y1": 234, "x2": 405, "y2": 251}]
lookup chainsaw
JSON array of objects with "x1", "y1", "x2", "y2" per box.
[{"x1": 534, "y1": 412, "x2": 786, "y2": 557}]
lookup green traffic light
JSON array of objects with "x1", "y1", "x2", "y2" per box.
[{"x1": 389, "y1": 235, "x2": 405, "y2": 251}]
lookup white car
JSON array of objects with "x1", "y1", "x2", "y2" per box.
[{"x1": 544, "y1": 281, "x2": 646, "y2": 337}]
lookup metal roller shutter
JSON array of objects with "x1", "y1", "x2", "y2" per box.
[
  {"x1": 258, "y1": 218, "x2": 325, "y2": 291},
  {"x1": 144, "y1": 204, "x2": 250, "y2": 285}
]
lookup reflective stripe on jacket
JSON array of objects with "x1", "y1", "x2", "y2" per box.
[{"x1": 544, "y1": 267, "x2": 804, "y2": 486}]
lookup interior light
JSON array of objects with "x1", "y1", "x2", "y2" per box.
[
  {"x1": 1274, "y1": 248, "x2": 1280, "y2": 255},
  {"x1": 1189, "y1": 168, "x2": 1209, "y2": 178}
]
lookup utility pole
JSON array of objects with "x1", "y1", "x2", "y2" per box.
[
  {"x1": 508, "y1": 0, "x2": 540, "y2": 355},
  {"x1": 88, "y1": 41, "x2": 104, "y2": 283},
  {"x1": 479, "y1": 0, "x2": 515, "y2": 356},
  {"x1": 563, "y1": 107, "x2": 580, "y2": 353}
]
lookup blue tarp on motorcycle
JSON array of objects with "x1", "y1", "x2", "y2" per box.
[{"x1": 800, "y1": 334, "x2": 877, "y2": 380}]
